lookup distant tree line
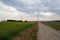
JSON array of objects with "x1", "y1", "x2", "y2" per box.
[
  {"x1": 40, "y1": 20, "x2": 60, "y2": 22},
  {"x1": 7, "y1": 20, "x2": 22, "y2": 22},
  {"x1": 7, "y1": 20, "x2": 28, "y2": 22},
  {"x1": 47, "y1": 20, "x2": 60, "y2": 22},
  {"x1": 53, "y1": 20, "x2": 60, "y2": 22},
  {"x1": 1, "y1": 20, "x2": 28, "y2": 22}
]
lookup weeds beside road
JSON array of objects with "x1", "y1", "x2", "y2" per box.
[{"x1": 42, "y1": 22, "x2": 60, "y2": 30}]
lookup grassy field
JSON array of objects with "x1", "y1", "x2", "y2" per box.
[
  {"x1": 0, "y1": 22, "x2": 36, "y2": 40},
  {"x1": 42, "y1": 22, "x2": 60, "y2": 30}
]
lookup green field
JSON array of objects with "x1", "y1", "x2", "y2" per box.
[
  {"x1": 0, "y1": 22, "x2": 36, "y2": 40},
  {"x1": 42, "y1": 22, "x2": 60, "y2": 30}
]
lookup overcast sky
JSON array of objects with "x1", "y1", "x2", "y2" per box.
[{"x1": 0, "y1": 0, "x2": 60, "y2": 21}]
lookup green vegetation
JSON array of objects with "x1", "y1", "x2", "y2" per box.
[
  {"x1": 31, "y1": 29, "x2": 38, "y2": 40},
  {"x1": 42, "y1": 22, "x2": 60, "y2": 30},
  {"x1": 0, "y1": 22, "x2": 36, "y2": 40},
  {"x1": 28, "y1": 24, "x2": 38, "y2": 40}
]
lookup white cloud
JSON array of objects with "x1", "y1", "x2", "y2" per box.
[
  {"x1": 40, "y1": 12, "x2": 55, "y2": 17},
  {"x1": 0, "y1": 1, "x2": 37, "y2": 21},
  {"x1": 0, "y1": 1, "x2": 18, "y2": 12},
  {"x1": 0, "y1": 1, "x2": 18, "y2": 19},
  {"x1": 0, "y1": 1, "x2": 24, "y2": 20},
  {"x1": 0, "y1": 0, "x2": 60, "y2": 21}
]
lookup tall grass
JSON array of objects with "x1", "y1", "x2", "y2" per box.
[
  {"x1": 0, "y1": 22, "x2": 36, "y2": 40},
  {"x1": 42, "y1": 22, "x2": 60, "y2": 30}
]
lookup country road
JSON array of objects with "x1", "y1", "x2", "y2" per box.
[{"x1": 37, "y1": 23, "x2": 60, "y2": 40}]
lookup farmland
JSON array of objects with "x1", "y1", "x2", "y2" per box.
[
  {"x1": 42, "y1": 22, "x2": 60, "y2": 30},
  {"x1": 0, "y1": 22, "x2": 37, "y2": 40}
]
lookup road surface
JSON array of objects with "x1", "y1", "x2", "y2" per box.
[{"x1": 37, "y1": 23, "x2": 60, "y2": 40}]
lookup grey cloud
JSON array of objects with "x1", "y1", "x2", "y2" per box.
[{"x1": 0, "y1": 0, "x2": 60, "y2": 18}]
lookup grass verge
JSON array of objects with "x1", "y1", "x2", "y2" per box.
[{"x1": 42, "y1": 22, "x2": 60, "y2": 30}]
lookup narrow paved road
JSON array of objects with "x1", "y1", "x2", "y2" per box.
[{"x1": 37, "y1": 23, "x2": 60, "y2": 40}]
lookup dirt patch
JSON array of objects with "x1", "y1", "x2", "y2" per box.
[{"x1": 11, "y1": 24, "x2": 38, "y2": 40}]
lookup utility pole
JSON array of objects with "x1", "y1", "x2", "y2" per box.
[{"x1": 37, "y1": 10, "x2": 39, "y2": 22}]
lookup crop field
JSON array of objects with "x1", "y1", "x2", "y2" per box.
[
  {"x1": 0, "y1": 22, "x2": 36, "y2": 40},
  {"x1": 42, "y1": 22, "x2": 60, "y2": 30}
]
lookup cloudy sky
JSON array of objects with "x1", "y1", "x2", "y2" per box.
[{"x1": 0, "y1": 0, "x2": 60, "y2": 21}]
